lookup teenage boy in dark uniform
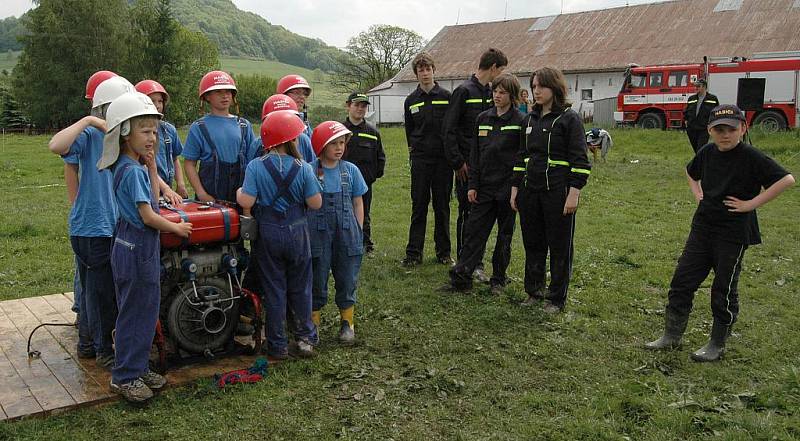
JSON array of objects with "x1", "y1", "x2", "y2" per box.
[
  {"x1": 683, "y1": 78, "x2": 718, "y2": 153},
  {"x1": 402, "y1": 52, "x2": 453, "y2": 266},
  {"x1": 645, "y1": 104, "x2": 794, "y2": 362},
  {"x1": 342, "y1": 92, "x2": 386, "y2": 253},
  {"x1": 441, "y1": 73, "x2": 524, "y2": 294},
  {"x1": 443, "y1": 48, "x2": 508, "y2": 274}
]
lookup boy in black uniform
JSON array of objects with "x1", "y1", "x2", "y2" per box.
[
  {"x1": 683, "y1": 78, "x2": 718, "y2": 153},
  {"x1": 645, "y1": 104, "x2": 794, "y2": 362},
  {"x1": 342, "y1": 92, "x2": 386, "y2": 253},
  {"x1": 441, "y1": 73, "x2": 524, "y2": 294},
  {"x1": 443, "y1": 48, "x2": 508, "y2": 274},
  {"x1": 402, "y1": 52, "x2": 453, "y2": 266}
]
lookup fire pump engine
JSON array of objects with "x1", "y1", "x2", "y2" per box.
[{"x1": 614, "y1": 51, "x2": 800, "y2": 132}]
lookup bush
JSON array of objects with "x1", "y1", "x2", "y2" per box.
[{"x1": 233, "y1": 73, "x2": 277, "y2": 123}]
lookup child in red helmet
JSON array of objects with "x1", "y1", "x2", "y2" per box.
[
  {"x1": 135, "y1": 79, "x2": 188, "y2": 202},
  {"x1": 183, "y1": 70, "x2": 261, "y2": 204},
  {"x1": 308, "y1": 121, "x2": 368, "y2": 344},
  {"x1": 261, "y1": 93, "x2": 316, "y2": 162},
  {"x1": 277, "y1": 74, "x2": 313, "y2": 137},
  {"x1": 237, "y1": 110, "x2": 322, "y2": 359}
]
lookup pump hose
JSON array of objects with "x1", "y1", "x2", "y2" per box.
[{"x1": 27, "y1": 322, "x2": 77, "y2": 358}]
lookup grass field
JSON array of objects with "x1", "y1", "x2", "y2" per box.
[
  {"x1": 0, "y1": 51, "x2": 20, "y2": 74},
  {"x1": 0, "y1": 127, "x2": 799, "y2": 439}
]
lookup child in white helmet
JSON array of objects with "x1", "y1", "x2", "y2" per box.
[
  {"x1": 97, "y1": 92, "x2": 192, "y2": 403},
  {"x1": 48, "y1": 75, "x2": 134, "y2": 370},
  {"x1": 308, "y1": 121, "x2": 368, "y2": 344}
]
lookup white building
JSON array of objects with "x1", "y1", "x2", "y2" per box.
[{"x1": 369, "y1": 0, "x2": 800, "y2": 124}]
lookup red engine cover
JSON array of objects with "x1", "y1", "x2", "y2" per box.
[{"x1": 160, "y1": 200, "x2": 240, "y2": 249}]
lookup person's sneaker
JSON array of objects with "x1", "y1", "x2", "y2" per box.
[
  {"x1": 542, "y1": 301, "x2": 563, "y2": 314},
  {"x1": 338, "y1": 321, "x2": 355, "y2": 345},
  {"x1": 437, "y1": 282, "x2": 470, "y2": 294},
  {"x1": 110, "y1": 379, "x2": 153, "y2": 403},
  {"x1": 520, "y1": 288, "x2": 547, "y2": 306},
  {"x1": 490, "y1": 284, "x2": 504, "y2": 296},
  {"x1": 77, "y1": 345, "x2": 96, "y2": 359},
  {"x1": 473, "y1": 267, "x2": 490, "y2": 284},
  {"x1": 401, "y1": 256, "x2": 422, "y2": 268},
  {"x1": 260, "y1": 343, "x2": 289, "y2": 360},
  {"x1": 140, "y1": 370, "x2": 167, "y2": 390},
  {"x1": 96, "y1": 353, "x2": 115, "y2": 370},
  {"x1": 436, "y1": 255, "x2": 455, "y2": 266},
  {"x1": 289, "y1": 340, "x2": 315, "y2": 358}
]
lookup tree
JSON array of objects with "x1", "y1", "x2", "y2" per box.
[
  {"x1": 0, "y1": 85, "x2": 30, "y2": 129},
  {"x1": 332, "y1": 25, "x2": 425, "y2": 93},
  {"x1": 232, "y1": 73, "x2": 276, "y2": 123},
  {"x1": 12, "y1": 0, "x2": 130, "y2": 128}
]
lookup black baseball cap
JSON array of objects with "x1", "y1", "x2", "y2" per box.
[
  {"x1": 347, "y1": 92, "x2": 370, "y2": 104},
  {"x1": 708, "y1": 104, "x2": 746, "y2": 128},
  {"x1": 695, "y1": 78, "x2": 707, "y2": 86}
]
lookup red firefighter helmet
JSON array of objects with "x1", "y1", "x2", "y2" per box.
[
  {"x1": 311, "y1": 121, "x2": 352, "y2": 157},
  {"x1": 85, "y1": 70, "x2": 118, "y2": 100},
  {"x1": 276, "y1": 74, "x2": 312, "y2": 95},
  {"x1": 135, "y1": 79, "x2": 170, "y2": 104},
  {"x1": 261, "y1": 94, "x2": 298, "y2": 120},
  {"x1": 198, "y1": 70, "x2": 237, "y2": 97},
  {"x1": 261, "y1": 110, "x2": 307, "y2": 150}
]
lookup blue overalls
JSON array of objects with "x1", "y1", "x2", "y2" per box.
[
  {"x1": 197, "y1": 117, "x2": 248, "y2": 203},
  {"x1": 256, "y1": 157, "x2": 318, "y2": 356},
  {"x1": 110, "y1": 164, "x2": 161, "y2": 385},
  {"x1": 310, "y1": 162, "x2": 363, "y2": 312},
  {"x1": 157, "y1": 122, "x2": 176, "y2": 187}
]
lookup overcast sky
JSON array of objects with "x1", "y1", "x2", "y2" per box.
[{"x1": 1, "y1": 0, "x2": 668, "y2": 48}]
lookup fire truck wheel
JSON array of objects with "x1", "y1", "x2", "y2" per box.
[
  {"x1": 636, "y1": 113, "x2": 665, "y2": 130},
  {"x1": 752, "y1": 111, "x2": 786, "y2": 133}
]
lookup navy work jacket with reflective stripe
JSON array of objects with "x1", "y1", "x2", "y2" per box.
[
  {"x1": 443, "y1": 74, "x2": 492, "y2": 170},
  {"x1": 404, "y1": 83, "x2": 451, "y2": 161},
  {"x1": 469, "y1": 106, "x2": 526, "y2": 200}
]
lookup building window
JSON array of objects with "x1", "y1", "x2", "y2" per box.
[
  {"x1": 591, "y1": 79, "x2": 596, "y2": 86},
  {"x1": 581, "y1": 89, "x2": 593, "y2": 101},
  {"x1": 609, "y1": 77, "x2": 613, "y2": 86}
]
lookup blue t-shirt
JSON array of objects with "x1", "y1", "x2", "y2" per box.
[
  {"x1": 62, "y1": 126, "x2": 118, "y2": 237},
  {"x1": 112, "y1": 155, "x2": 153, "y2": 229},
  {"x1": 242, "y1": 153, "x2": 321, "y2": 213},
  {"x1": 183, "y1": 114, "x2": 260, "y2": 163},
  {"x1": 310, "y1": 159, "x2": 368, "y2": 197},
  {"x1": 297, "y1": 133, "x2": 315, "y2": 163},
  {"x1": 156, "y1": 121, "x2": 183, "y2": 186}
]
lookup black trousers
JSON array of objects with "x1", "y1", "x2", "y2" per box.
[
  {"x1": 363, "y1": 184, "x2": 374, "y2": 250},
  {"x1": 405, "y1": 158, "x2": 453, "y2": 260},
  {"x1": 450, "y1": 195, "x2": 516, "y2": 288},
  {"x1": 666, "y1": 227, "x2": 746, "y2": 326},
  {"x1": 686, "y1": 128, "x2": 710, "y2": 153},
  {"x1": 455, "y1": 178, "x2": 486, "y2": 263},
  {"x1": 518, "y1": 186, "x2": 575, "y2": 307}
]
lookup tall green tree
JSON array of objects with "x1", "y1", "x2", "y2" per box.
[
  {"x1": 12, "y1": 0, "x2": 130, "y2": 128},
  {"x1": 232, "y1": 73, "x2": 276, "y2": 122},
  {"x1": 332, "y1": 25, "x2": 425, "y2": 93}
]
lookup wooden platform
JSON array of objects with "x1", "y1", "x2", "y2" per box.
[{"x1": 0, "y1": 293, "x2": 263, "y2": 421}]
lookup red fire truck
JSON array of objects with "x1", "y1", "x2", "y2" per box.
[{"x1": 614, "y1": 52, "x2": 800, "y2": 132}]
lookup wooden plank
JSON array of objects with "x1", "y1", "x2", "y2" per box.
[
  {"x1": 20, "y1": 297, "x2": 112, "y2": 402},
  {"x1": 63, "y1": 292, "x2": 75, "y2": 303},
  {"x1": 43, "y1": 293, "x2": 76, "y2": 321},
  {"x1": 38, "y1": 295, "x2": 80, "y2": 361},
  {"x1": 0, "y1": 348, "x2": 40, "y2": 420},
  {"x1": 0, "y1": 301, "x2": 77, "y2": 411}
]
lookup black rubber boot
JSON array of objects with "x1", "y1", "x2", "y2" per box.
[
  {"x1": 691, "y1": 321, "x2": 729, "y2": 362},
  {"x1": 644, "y1": 310, "x2": 689, "y2": 350}
]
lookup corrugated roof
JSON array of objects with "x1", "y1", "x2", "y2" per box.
[{"x1": 388, "y1": 0, "x2": 800, "y2": 84}]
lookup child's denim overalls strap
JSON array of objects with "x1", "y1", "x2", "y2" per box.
[
  {"x1": 110, "y1": 163, "x2": 162, "y2": 384},
  {"x1": 310, "y1": 162, "x2": 363, "y2": 256},
  {"x1": 196, "y1": 116, "x2": 248, "y2": 203},
  {"x1": 258, "y1": 158, "x2": 304, "y2": 224},
  {"x1": 159, "y1": 121, "x2": 174, "y2": 186}
]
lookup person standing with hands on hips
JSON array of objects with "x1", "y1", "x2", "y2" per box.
[{"x1": 511, "y1": 67, "x2": 591, "y2": 314}]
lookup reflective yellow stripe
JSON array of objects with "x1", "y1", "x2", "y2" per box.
[
  {"x1": 357, "y1": 133, "x2": 378, "y2": 141},
  {"x1": 571, "y1": 168, "x2": 591, "y2": 175},
  {"x1": 548, "y1": 159, "x2": 570, "y2": 167},
  {"x1": 706, "y1": 100, "x2": 718, "y2": 104},
  {"x1": 513, "y1": 167, "x2": 526, "y2": 171},
  {"x1": 485, "y1": 98, "x2": 493, "y2": 103},
  {"x1": 431, "y1": 100, "x2": 449, "y2": 105},
  {"x1": 687, "y1": 99, "x2": 698, "y2": 104},
  {"x1": 478, "y1": 125, "x2": 493, "y2": 130},
  {"x1": 465, "y1": 99, "x2": 483, "y2": 104},
  {"x1": 409, "y1": 102, "x2": 425, "y2": 109},
  {"x1": 524, "y1": 158, "x2": 530, "y2": 163},
  {"x1": 500, "y1": 125, "x2": 521, "y2": 131}
]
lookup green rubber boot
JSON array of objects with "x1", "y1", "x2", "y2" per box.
[
  {"x1": 644, "y1": 310, "x2": 689, "y2": 350},
  {"x1": 691, "y1": 321, "x2": 729, "y2": 362}
]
